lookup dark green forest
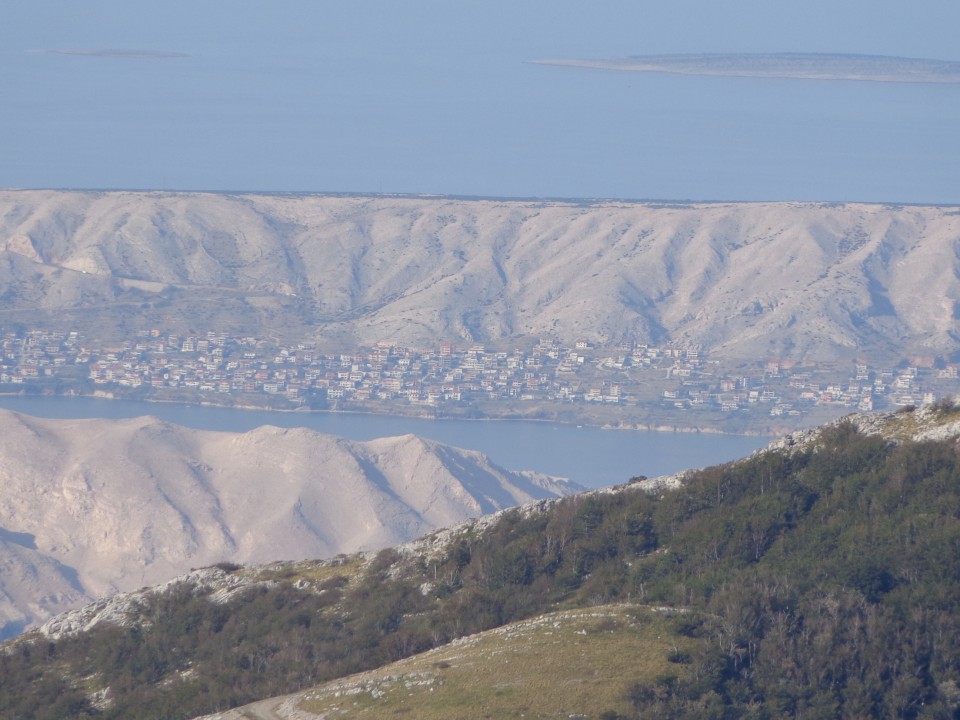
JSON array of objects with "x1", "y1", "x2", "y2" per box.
[{"x1": 3, "y1": 415, "x2": 960, "y2": 719}]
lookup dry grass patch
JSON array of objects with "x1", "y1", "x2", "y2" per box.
[
  {"x1": 242, "y1": 556, "x2": 363, "y2": 585},
  {"x1": 295, "y1": 604, "x2": 691, "y2": 719}
]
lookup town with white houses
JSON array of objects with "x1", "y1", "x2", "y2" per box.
[{"x1": 2, "y1": 327, "x2": 959, "y2": 429}]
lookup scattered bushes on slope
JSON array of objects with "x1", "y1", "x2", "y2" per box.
[{"x1": 3, "y1": 421, "x2": 960, "y2": 718}]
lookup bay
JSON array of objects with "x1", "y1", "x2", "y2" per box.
[{"x1": 0, "y1": 396, "x2": 770, "y2": 488}]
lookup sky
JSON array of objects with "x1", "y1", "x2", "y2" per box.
[{"x1": 2, "y1": 1, "x2": 959, "y2": 203}]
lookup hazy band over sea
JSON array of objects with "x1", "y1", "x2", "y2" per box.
[{"x1": 533, "y1": 52, "x2": 960, "y2": 83}]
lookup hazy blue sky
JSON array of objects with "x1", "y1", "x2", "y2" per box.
[{"x1": 3, "y1": 1, "x2": 959, "y2": 202}]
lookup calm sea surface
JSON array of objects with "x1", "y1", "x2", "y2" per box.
[
  {"x1": 0, "y1": 396, "x2": 770, "y2": 489},
  {"x1": 3, "y1": 2, "x2": 959, "y2": 203}
]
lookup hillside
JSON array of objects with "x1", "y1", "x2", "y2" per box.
[
  {"x1": 0, "y1": 409, "x2": 577, "y2": 639},
  {"x1": 2, "y1": 191, "x2": 959, "y2": 362},
  {"x1": 3, "y1": 403, "x2": 960, "y2": 719},
  {"x1": 198, "y1": 604, "x2": 689, "y2": 720}
]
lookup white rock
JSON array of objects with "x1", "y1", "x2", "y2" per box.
[{"x1": 0, "y1": 409, "x2": 579, "y2": 637}]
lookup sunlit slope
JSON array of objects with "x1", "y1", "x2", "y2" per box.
[
  {"x1": 0, "y1": 409, "x2": 576, "y2": 636},
  {"x1": 2, "y1": 191, "x2": 958, "y2": 360},
  {"x1": 196, "y1": 605, "x2": 690, "y2": 720}
]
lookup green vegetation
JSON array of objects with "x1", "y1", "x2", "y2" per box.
[
  {"x1": 295, "y1": 605, "x2": 689, "y2": 720},
  {"x1": 3, "y1": 415, "x2": 960, "y2": 718}
]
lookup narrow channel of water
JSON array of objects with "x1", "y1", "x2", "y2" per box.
[{"x1": 0, "y1": 396, "x2": 772, "y2": 488}]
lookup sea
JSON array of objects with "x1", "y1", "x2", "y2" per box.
[
  {"x1": 0, "y1": 395, "x2": 769, "y2": 489},
  {"x1": 2, "y1": 2, "x2": 959, "y2": 204}
]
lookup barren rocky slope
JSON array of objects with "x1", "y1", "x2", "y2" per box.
[
  {"x1": 2, "y1": 191, "x2": 958, "y2": 361},
  {"x1": 0, "y1": 409, "x2": 577, "y2": 638}
]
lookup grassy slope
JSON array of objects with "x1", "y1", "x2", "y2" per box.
[{"x1": 207, "y1": 605, "x2": 690, "y2": 720}]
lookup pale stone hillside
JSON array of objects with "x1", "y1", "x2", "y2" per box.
[
  {"x1": 1, "y1": 191, "x2": 958, "y2": 361},
  {"x1": 0, "y1": 409, "x2": 576, "y2": 638}
]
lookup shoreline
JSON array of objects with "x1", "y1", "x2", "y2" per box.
[
  {"x1": 0, "y1": 389, "x2": 783, "y2": 489},
  {"x1": 0, "y1": 389, "x2": 786, "y2": 438}
]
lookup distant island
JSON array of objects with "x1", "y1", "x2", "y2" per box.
[{"x1": 532, "y1": 52, "x2": 960, "y2": 83}]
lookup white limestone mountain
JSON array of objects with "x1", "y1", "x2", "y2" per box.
[
  {"x1": 1, "y1": 190, "x2": 958, "y2": 362},
  {"x1": 0, "y1": 408, "x2": 578, "y2": 639}
]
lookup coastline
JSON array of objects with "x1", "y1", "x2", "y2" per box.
[
  {"x1": 0, "y1": 387, "x2": 803, "y2": 438},
  {"x1": 0, "y1": 389, "x2": 779, "y2": 489}
]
